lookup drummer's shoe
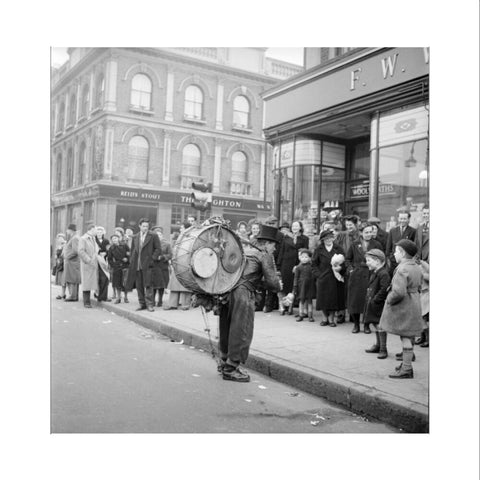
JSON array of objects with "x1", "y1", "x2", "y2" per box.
[{"x1": 222, "y1": 365, "x2": 250, "y2": 383}]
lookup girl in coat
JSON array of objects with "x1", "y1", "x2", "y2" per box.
[
  {"x1": 379, "y1": 239, "x2": 424, "y2": 379},
  {"x1": 293, "y1": 249, "x2": 316, "y2": 322},
  {"x1": 107, "y1": 233, "x2": 130, "y2": 303},
  {"x1": 152, "y1": 227, "x2": 172, "y2": 307},
  {"x1": 312, "y1": 229, "x2": 346, "y2": 327},
  {"x1": 345, "y1": 222, "x2": 383, "y2": 334},
  {"x1": 363, "y1": 249, "x2": 391, "y2": 359}
]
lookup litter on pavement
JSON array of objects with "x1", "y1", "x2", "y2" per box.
[
  {"x1": 310, "y1": 420, "x2": 320, "y2": 426},
  {"x1": 286, "y1": 391, "x2": 300, "y2": 397},
  {"x1": 258, "y1": 385, "x2": 267, "y2": 390},
  {"x1": 192, "y1": 374, "x2": 200, "y2": 377},
  {"x1": 102, "y1": 320, "x2": 112, "y2": 324},
  {"x1": 244, "y1": 399, "x2": 252, "y2": 403},
  {"x1": 170, "y1": 339, "x2": 184, "y2": 344}
]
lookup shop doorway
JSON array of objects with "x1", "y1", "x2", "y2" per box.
[
  {"x1": 115, "y1": 203, "x2": 158, "y2": 233},
  {"x1": 345, "y1": 201, "x2": 369, "y2": 220}
]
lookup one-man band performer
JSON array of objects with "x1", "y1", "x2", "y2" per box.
[{"x1": 218, "y1": 224, "x2": 282, "y2": 382}]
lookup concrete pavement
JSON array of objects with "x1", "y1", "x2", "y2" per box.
[{"x1": 52, "y1": 285, "x2": 429, "y2": 432}]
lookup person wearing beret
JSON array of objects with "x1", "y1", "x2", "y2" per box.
[
  {"x1": 63, "y1": 224, "x2": 81, "y2": 302},
  {"x1": 312, "y1": 229, "x2": 346, "y2": 327},
  {"x1": 385, "y1": 211, "x2": 416, "y2": 276},
  {"x1": 218, "y1": 224, "x2": 282, "y2": 382},
  {"x1": 379, "y1": 239, "x2": 424, "y2": 379},
  {"x1": 345, "y1": 223, "x2": 383, "y2": 334},
  {"x1": 363, "y1": 249, "x2": 391, "y2": 359}
]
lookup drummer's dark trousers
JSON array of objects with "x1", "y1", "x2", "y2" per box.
[
  {"x1": 219, "y1": 285, "x2": 255, "y2": 365},
  {"x1": 136, "y1": 270, "x2": 154, "y2": 308}
]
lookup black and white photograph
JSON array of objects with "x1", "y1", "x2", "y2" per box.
[{"x1": 4, "y1": 1, "x2": 479, "y2": 479}]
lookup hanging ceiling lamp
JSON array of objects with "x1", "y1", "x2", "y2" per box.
[{"x1": 405, "y1": 141, "x2": 417, "y2": 168}]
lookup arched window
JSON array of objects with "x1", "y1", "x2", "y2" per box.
[
  {"x1": 81, "y1": 84, "x2": 89, "y2": 117},
  {"x1": 127, "y1": 136, "x2": 149, "y2": 183},
  {"x1": 78, "y1": 142, "x2": 86, "y2": 185},
  {"x1": 94, "y1": 73, "x2": 104, "y2": 108},
  {"x1": 184, "y1": 85, "x2": 203, "y2": 120},
  {"x1": 66, "y1": 148, "x2": 74, "y2": 188},
  {"x1": 69, "y1": 94, "x2": 76, "y2": 125},
  {"x1": 56, "y1": 154, "x2": 63, "y2": 191},
  {"x1": 182, "y1": 144, "x2": 201, "y2": 177},
  {"x1": 58, "y1": 102, "x2": 65, "y2": 131},
  {"x1": 131, "y1": 73, "x2": 152, "y2": 109},
  {"x1": 233, "y1": 95, "x2": 250, "y2": 128},
  {"x1": 232, "y1": 151, "x2": 248, "y2": 182}
]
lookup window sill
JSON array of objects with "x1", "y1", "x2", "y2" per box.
[
  {"x1": 77, "y1": 115, "x2": 87, "y2": 124},
  {"x1": 129, "y1": 106, "x2": 154, "y2": 115},
  {"x1": 91, "y1": 106, "x2": 102, "y2": 115},
  {"x1": 232, "y1": 124, "x2": 253, "y2": 133},
  {"x1": 55, "y1": 130, "x2": 63, "y2": 138},
  {"x1": 183, "y1": 115, "x2": 206, "y2": 125},
  {"x1": 65, "y1": 123, "x2": 74, "y2": 131}
]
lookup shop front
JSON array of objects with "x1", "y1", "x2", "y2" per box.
[{"x1": 263, "y1": 47, "x2": 429, "y2": 232}]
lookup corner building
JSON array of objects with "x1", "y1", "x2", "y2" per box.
[
  {"x1": 262, "y1": 47, "x2": 429, "y2": 234},
  {"x1": 51, "y1": 47, "x2": 302, "y2": 239}
]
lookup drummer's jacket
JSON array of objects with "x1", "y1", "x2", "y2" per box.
[{"x1": 236, "y1": 244, "x2": 281, "y2": 293}]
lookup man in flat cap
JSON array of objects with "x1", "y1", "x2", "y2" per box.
[{"x1": 63, "y1": 224, "x2": 81, "y2": 302}]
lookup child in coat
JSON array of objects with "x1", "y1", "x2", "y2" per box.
[
  {"x1": 293, "y1": 249, "x2": 316, "y2": 322},
  {"x1": 364, "y1": 249, "x2": 391, "y2": 359}
]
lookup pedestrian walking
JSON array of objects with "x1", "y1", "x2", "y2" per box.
[
  {"x1": 151, "y1": 226, "x2": 172, "y2": 308},
  {"x1": 312, "y1": 229, "x2": 346, "y2": 327},
  {"x1": 107, "y1": 233, "x2": 130, "y2": 303},
  {"x1": 95, "y1": 226, "x2": 110, "y2": 302},
  {"x1": 292, "y1": 249, "x2": 315, "y2": 322},
  {"x1": 78, "y1": 224, "x2": 99, "y2": 308},
  {"x1": 345, "y1": 222, "x2": 383, "y2": 334},
  {"x1": 363, "y1": 249, "x2": 391, "y2": 359},
  {"x1": 125, "y1": 218, "x2": 161, "y2": 312},
  {"x1": 217, "y1": 224, "x2": 282, "y2": 382},
  {"x1": 379, "y1": 239, "x2": 424, "y2": 379},
  {"x1": 63, "y1": 224, "x2": 81, "y2": 302}
]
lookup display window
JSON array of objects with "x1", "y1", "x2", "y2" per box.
[{"x1": 115, "y1": 203, "x2": 158, "y2": 233}]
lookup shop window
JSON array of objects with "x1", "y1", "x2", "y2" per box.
[
  {"x1": 81, "y1": 84, "x2": 89, "y2": 117},
  {"x1": 115, "y1": 204, "x2": 158, "y2": 233},
  {"x1": 233, "y1": 95, "x2": 250, "y2": 128},
  {"x1": 377, "y1": 139, "x2": 429, "y2": 228},
  {"x1": 320, "y1": 167, "x2": 346, "y2": 209},
  {"x1": 55, "y1": 153, "x2": 62, "y2": 191},
  {"x1": 131, "y1": 73, "x2": 152, "y2": 110},
  {"x1": 94, "y1": 73, "x2": 104, "y2": 109},
  {"x1": 350, "y1": 141, "x2": 370, "y2": 179},
  {"x1": 184, "y1": 85, "x2": 203, "y2": 120},
  {"x1": 127, "y1": 135, "x2": 149, "y2": 183},
  {"x1": 170, "y1": 205, "x2": 210, "y2": 232},
  {"x1": 78, "y1": 142, "x2": 87, "y2": 186},
  {"x1": 69, "y1": 93, "x2": 76, "y2": 125}
]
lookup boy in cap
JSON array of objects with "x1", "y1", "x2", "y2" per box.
[
  {"x1": 364, "y1": 249, "x2": 391, "y2": 359},
  {"x1": 379, "y1": 239, "x2": 423, "y2": 378}
]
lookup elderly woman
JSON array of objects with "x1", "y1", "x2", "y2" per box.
[
  {"x1": 151, "y1": 226, "x2": 172, "y2": 308},
  {"x1": 95, "y1": 226, "x2": 111, "y2": 303},
  {"x1": 276, "y1": 220, "x2": 309, "y2": 314},
  {"x1": 312, "y1": 229, "x2": 346, "y2": 326},
  {"x1": 345, "y1": 222, "x2": 383, "y2": 334}
]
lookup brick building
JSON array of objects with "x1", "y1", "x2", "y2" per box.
[{"x1": 50, "y1": 47, "x2": 303, "y2": 240}]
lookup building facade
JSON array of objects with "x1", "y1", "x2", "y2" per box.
[
  {"x1": 50, "y1": 47, "x2": 303, "y2": 240},
  {"x1": 262, "y1": 47, "x2": 429, "y2": 235}
]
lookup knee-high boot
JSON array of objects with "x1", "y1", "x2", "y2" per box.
[
  {"x1": 83, "y1": 291, "x2": 92, "y2": 307},
  {"x1": 365, "y1": 331, "x2": 380, "y2": 353},
  {"x1": 377, "y1": 331, "x2": 388, "y2": 359}
]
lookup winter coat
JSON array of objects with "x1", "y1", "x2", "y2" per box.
[
  {"x1": 293, "y1": 262, "x2": 315, "y2": 302},
  {"x1": 415, "y1": 224, "x2": 430, "y2": 263},
  {"x1": 336, "y1": 230, "x2": 360, "y2": 256},
  {"x1": 386, "y1": 225, "x2": 417, "y2": 273},
  {"x1": 107, "y1": 244, "x2": 130, "y2": 289},
  {"x1": 63, "y1": 234, "x2": 81, "y2": 284},
  {"x1": 78, "y1": 234, "x2": 99, "y2": 291},
  {"x1": 379, "y1": 259, "x2": 424, "y2": 337},
  {"x1": 125, "y1": 231, "x2": 162, "y2": 291},
  {"x1": 345, "y1": 238, "x2": 383, "y2": 314},
  {"x1": 373, "y1": 228, "x2": 387, "y2": 251},
  {"x1": 152, "y1": 239, "x2": 172, "y2": 289},
  {"x1": 418, "y1": 260, "x2": 429, "y2": 316},
  {"x1": 54, "y1": 247, "x2": 65, "y2": 286},
  {"x1": 276, "y1": 234, "x2": 309, "y2": 293},
  {"x1": 363, "y1": 266, "x2": 390, "y2": 325},
  {"x1": 312, "y1": 243, "x2": 346, "y2": 311}
]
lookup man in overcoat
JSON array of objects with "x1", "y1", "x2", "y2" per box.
[
  {"x1": 63, "y1": 224, "x2": 81, "y2": 301},
  {"x1": 385, "y1": 211, "x2": 417, "y2": 275},
  {"x1": 415, "y1": 206, "x2": 429, "y2": 263},
  {"x1": 78, "y1": 223, "x2": 99, "y2": 308},
  {"x1": 126, "y1": 218, "x2": 161, "y2": 312}
]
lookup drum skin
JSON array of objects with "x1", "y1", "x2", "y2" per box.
[{"x1": 172, "y1": 224, "x2": 245, "y2": 294}]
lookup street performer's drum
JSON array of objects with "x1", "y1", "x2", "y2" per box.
[{"x1": 172, "y1": 224, "x2": 245, "y2": 295}]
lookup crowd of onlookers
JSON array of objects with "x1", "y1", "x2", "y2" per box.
[{"x1": 52, "y1": 205, "x2": 429, "y2": 378}]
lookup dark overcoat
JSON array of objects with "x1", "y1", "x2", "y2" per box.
[
  {"x1": 312, "y1": 243, "x2": 346, "y2": 311},
  {"x1": 363, "y1": 266, "x2": 391, "y2": 325},
  {"x1": 346, "y1": 238, "x2": 383, "y2": 314},
  {"x1": 54, "y1": 247, "x2": 65, "y2": 286},
  {"x1": 276, "y1": 234, "x2": 309, "y2": 293},
  {"x1": 293, "y1": 262, "x2": 315, "y2": 302},
  {"x1": 107, "y1": 244, "x2": 130, "y2": 288},
  {"x1": 152, "y1": 239, "x2": 172, "y2": 289},
  {"x1": 63, "y1": 234, "x2": 81, "y2": 284},
  {"x1": 125, "y1": 231, "x2": 161, "y2": 291},
  {"x1": 415, "y1": 224, "x2": 429, "y2": 263},
  {"x1": 385, "y1": 225, "x2": 417, "y2": 272},
  {"x1": 379, "y1": 259, "x2": 424, "y2": 337},
  {"x1": 374, "y1": 228, "x2": 388, "y2": 251}
]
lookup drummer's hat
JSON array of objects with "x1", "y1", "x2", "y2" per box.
[{"x1": 257, "y1": 225, "x2": 280, "y2": 243}]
